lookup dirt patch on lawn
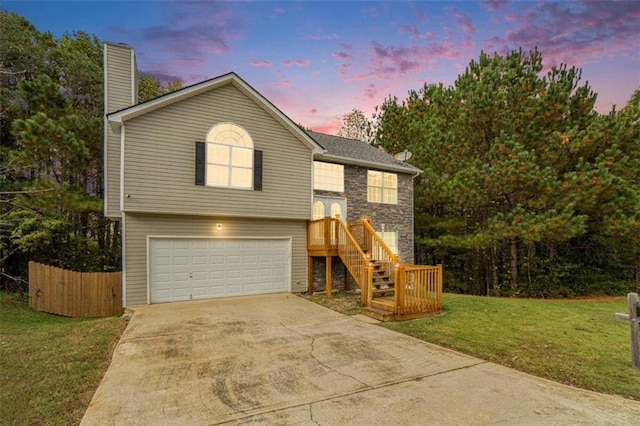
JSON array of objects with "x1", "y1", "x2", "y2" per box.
[{"x1": 300, "y1": 291, "x2": 362, "y2": 316}]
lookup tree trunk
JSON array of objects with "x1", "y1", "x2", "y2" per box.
[
  {"x1": 510, "y1": 237, "x2": 518, "y2": 295},
  {"x1": 491, "y1": 244, "x2": 500, "y2": 296}
]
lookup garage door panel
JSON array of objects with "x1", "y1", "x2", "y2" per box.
[
  {"x1": 211, "y1": 271, "x2": 224, "y2": 280},
  {"x1": 227, "y1": 269, "x2": 242, "y2": 279},
  {"x1": 243, "y1": 255, "x2": 257, "y2": 264},
  {"x1": 227, "y1": 283, "x2": 242, "y2": 294}
]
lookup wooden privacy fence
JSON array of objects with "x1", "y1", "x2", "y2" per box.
[{"x1": 29, "y1": 261, "x2": 123, "y2": 318}]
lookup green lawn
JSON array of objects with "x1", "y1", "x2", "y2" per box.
[
  {"x1": 0, "y1": 292, "x2": 127, "y2": 426},
  {"x1": 382, "y1": 293, "x2": 640, "y2": 400}
]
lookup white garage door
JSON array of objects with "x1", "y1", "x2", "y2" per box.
[{"x1": 149, "y1": 238, "x2": 290, "y2": 303}]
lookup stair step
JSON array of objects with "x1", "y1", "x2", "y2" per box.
[
  {"x1": 371, "y1": 288, "x2": 395, "y2": 295},
  {"x1": 370, "y1": 296, "x2": 395, "y2": 311},
  {"x1": 361, "y1": 306, "x2": 394, "y2": 322}
]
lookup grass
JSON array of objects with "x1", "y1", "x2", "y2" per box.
[
  {"x1": 381, "y1": 293, "x2": 640, "y2": 401},
  {"x1": 0, "y1": 292, "x2": 127, "y2": 426}
]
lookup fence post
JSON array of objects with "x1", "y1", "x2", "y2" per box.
[
  {"x1": 437, "y1": 264, "x2": 444, "y2": 309},
  {"x1": 615, "y1": 293, "x2": 639, "y2": 370},
  {"x1": 629, "y1": 293, "x2": 639, "y2": 370}
]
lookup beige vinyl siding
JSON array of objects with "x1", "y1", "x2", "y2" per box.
[
  {"x1": 121, "y1": 84, "x2": 313, "y2": 219},
  {"x1": 104, "y1": 43, "x2": 135, "y2": 219},
  {"x1": 124, "y1": 213, "x2": 308, "y2": 306},
  {"x1": 105, "y1": 128, "x2": 122, "y2": 218}
]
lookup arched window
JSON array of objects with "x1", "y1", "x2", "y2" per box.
[
  {"x1": 313, "y1": 201, "x2": 325, "y2": 220},
  {"x1": 330, "y1": 202, "x2": 342, "y2": 219},
  {"x1": 205, "y1": 123, "x2": 253, "y2": 188}
]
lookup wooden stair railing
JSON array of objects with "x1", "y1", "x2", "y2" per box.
[
  {"x1": 308, "y1": 218, "x2": 443, "y2": 319},
  {"x1": 358, "y1": 219, "x2": 399, "y2": 301},
  {"x1": 335, "y1": 218, "x2": 373, "y2": 306}
]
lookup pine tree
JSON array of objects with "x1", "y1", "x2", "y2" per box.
[{"x1": 373, "y1": 48, "x2": 638, "y2": 296}]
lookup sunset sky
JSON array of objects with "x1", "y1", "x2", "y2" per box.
[{"x1": 4, "y1": 0, "x2": 639, "y2": 133}]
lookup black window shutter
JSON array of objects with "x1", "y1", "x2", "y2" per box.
[
  {"x1": 195, "y1": 142, "x2": 205, "y2": 186},
  {"x1": 253, "y1": 150, "x2": 263, "y2": 191}
]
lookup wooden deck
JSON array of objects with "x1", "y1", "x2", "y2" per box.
[{"x1": 307, "y1": 218, "x2": 443, "y2": 321}]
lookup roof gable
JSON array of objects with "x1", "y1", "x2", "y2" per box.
[
  {"x1": 308, "y1": 131, "x2": 421, "y2": 175},
  {"x1": 107, "y1": 72, "x2": 323, "y2": 154}
]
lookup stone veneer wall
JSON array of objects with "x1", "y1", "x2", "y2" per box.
[
  {"x1": 344, "y1": 165, "x2": 415, "y2": 264},
  {"x1": 312, "y1": 164, "x2": 416, "y2": 291},
  {"x1": 311, "y1": 257, "x2": 355, "y2": 293}
]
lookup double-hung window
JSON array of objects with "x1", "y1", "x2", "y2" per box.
[
  {"x1": 367, "y1": 170, "x2": 397, "y2": 204},
  {"x1": 313, "y1": 161, "x2": 344, "y2": 192}
]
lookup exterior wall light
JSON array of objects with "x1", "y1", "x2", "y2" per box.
[{"x1": 216, "y1": 223, "x2": 223, "y2": 232}]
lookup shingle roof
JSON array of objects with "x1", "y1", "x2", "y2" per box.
[{"x1": 308, "y1": 131, "x2": 421, "y2": 175}]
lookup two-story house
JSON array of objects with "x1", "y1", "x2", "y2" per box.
[{"x1": 104, "y1": 42, "x2": 441, "y2": 320}]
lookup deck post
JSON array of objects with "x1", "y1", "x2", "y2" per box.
[
  {"x1": 325, "y1": 256, "x2": 332, "y2": 297},
  {"x1": 395, "y1": 265, "x2": 405, "y2": 315},
  {"x1": 307, "y1": 256, "x2": 314, "y2": 295},
  {"x1": 343, "y1": 262, "x2": 350, "y2": 291},
  {"x1": 366, "y1": 264, "x2": 374, "y2": 307},
  {"x1": 323, "y1": 217, "x2": 331, "y2": 251},
  {"x1": 360, "y1": 266, "x2": 367, "y2": 306}
]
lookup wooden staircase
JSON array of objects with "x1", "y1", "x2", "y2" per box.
[{"x1": 307, "y1": 217, "x2": 443, "y2": 321}]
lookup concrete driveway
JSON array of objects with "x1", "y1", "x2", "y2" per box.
[{"x1": 82, "y1": 294, "x2": 640, "y2": 425}]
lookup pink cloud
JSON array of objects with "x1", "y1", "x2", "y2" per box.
[
  {"x1": 481, "y1": 0, "x2": 510, "y2": 12},
  {"x1": 312, "y1": 120, "x2": 341, "y2": 135},
  {"x1": 111, "y1": 2, "x2": 246, "y2": 84},
  {"x1": 309, "y1": 108, "x2": 317, "y2": 115},
  {"x1": 447, "y1": 8, "x2": 476, "y2": 34},
  {"x1": 332, "y1": 51, "x2": 352, "y2": 61},
  {"x1": 282, "y1": 60, "x2": 293, "y2": 67},
  {"x1": 364, "y1": 83, "x2": 377, "y2": 99},
  {"x1": 397, "y1": 24, "x2": 421, "y2": 37},
  {"x1": 411, "y1": 2, "x2": 428, "y2": 23},
  {"x1": 372, "y1": 41, "x2": 422, "y2": 74},
  {"x1": 341, "y1": 43, "x2": 353, "y2": 50},
  {"x1": 296, "y1": 59, "x2": 310, "y2": 67},
  {"x1": 335, "y1": 38, "x2": 464, "y2": 83},
  {"x1": 275, "y1": 74, "x2": 291, "y2": 88},
  {"x1": 485, "y1": 1, "x2": 640, "y2": 69},
  {"x1": 504, "y1": 13, "x2": 518, "y2": 23},
  {"x1": 251, "y1": 60, "x2": 272, "y2": 67},
  {"x1": 309, "y1": 35, "x2": 320, "y2": 40}
]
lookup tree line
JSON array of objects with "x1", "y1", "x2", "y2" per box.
[{"x1": 0, "y1": 12, "x2": 179, "y2": 286}]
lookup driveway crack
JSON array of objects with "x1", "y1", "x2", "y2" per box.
[
  {"x1": 280, "y1": 323, "x2": 370, "y2": 389},
  {"x1": 309, "y1": 403, "x2": 320, "y2": 426}
]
